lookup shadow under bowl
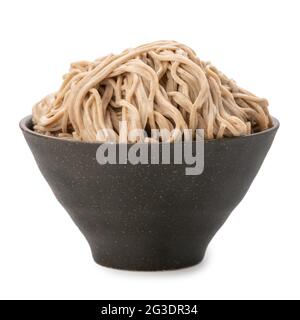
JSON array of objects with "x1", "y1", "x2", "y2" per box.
[{"x1": 20, "y1": 116, "x2": 279, "y2": 271}]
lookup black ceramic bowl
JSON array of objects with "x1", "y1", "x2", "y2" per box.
[{"x1": 20, "y1": 115, "x2": 279, "y2": 271}]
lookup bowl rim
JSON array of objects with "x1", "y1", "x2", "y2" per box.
[{"x1": 20, "y1": 115, "x2": 279, "y2": 145}]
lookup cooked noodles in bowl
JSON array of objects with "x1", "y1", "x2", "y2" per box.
[{"x1": 32, "y1": 40, "x2": 272, "y2": 143}]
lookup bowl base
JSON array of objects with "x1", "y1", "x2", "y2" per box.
[{"x1": 91, "y1": 252, "x2": 206, "y2": 271}]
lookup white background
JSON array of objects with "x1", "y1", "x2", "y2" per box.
[{"x1": 0, "y1": 0, "x2": 299, "y2": 300}]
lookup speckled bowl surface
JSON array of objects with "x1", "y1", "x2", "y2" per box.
[{"x1": 20, "y1": 115, "x2": 279, "y2": 271}]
